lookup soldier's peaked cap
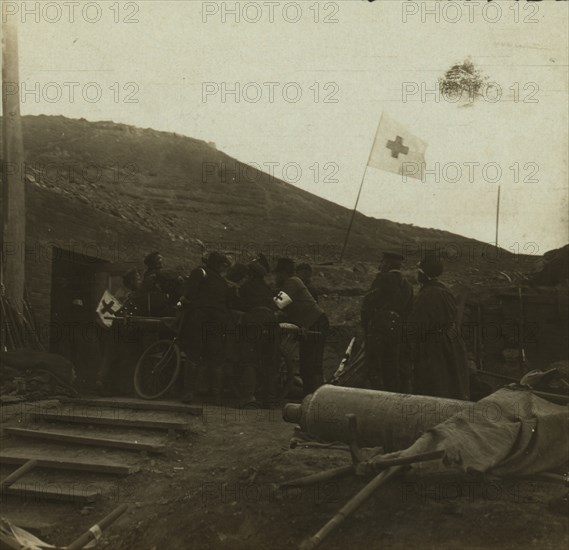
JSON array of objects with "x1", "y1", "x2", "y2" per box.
[
  {"x1": 206, "y1": 251, "x2": 230, "y2": 269},
  {"x1": 419, "y1": 254, "x2": 444, "y2": 278},
  {"x1": 383, "y1": 251, "x2": 404, "y2": 261},
  {"x1": 274, "y1": 257, "x2": 295, "y2": 274},
  {"x1": 144, "y1": 251, "x2": 161, "y2": 266},
  {"x1": 248, "y1": 260, "x2": 267, "y2": 278}
]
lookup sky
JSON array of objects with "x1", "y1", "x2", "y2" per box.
[{"x1": 4, "y1": 0, "x2": 569, "y2": 253}]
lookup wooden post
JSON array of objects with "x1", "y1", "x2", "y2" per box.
[
  {"x1": 339, "y1": 113, "x2": 383, "y2": 263},
  {"x1": 338, "y1": 165, "x2": 369, "y2": 263},
  {"x1": 1, "y1": 17, "x2": 26, "y2": 315}
]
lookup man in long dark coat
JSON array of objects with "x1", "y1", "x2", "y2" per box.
[
  {"x1": 361, "y1": 251, "x2": 414, "y2": 392},
  {"x1": 235, "y1": 259, "x2": 279, "y2": 407},
  {"x1": 178, "y1": 252, "x2": 232, "y2": 403},
  {"x1": 274, "y1": 258, "x2": 329, "y2": 396},
  {"x1": 407, "y1": 255, "x2": 470, "y2": 400}
]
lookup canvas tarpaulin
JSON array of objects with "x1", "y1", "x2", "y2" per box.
[
  {"x1": 382, "y1": 388, "x2": 568, "y2": 477},
  {"x1": 0, "y1": 517, "x2": 98, "y2": 549}
]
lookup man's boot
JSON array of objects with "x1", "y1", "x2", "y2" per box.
[{"x1": 181, "y1": 361, "x2": 198, "y2": 404}]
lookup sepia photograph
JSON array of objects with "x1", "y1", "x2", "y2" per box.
[{"x1": 0, "y1": 1, "x2": 568, "y2": 549}]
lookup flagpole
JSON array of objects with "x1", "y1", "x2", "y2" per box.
[
  {"x1": 339, "y1": 113, "x2": 384, "y2": 263},
  {"x1": 495, "y1": 185, "x2": 501, "y2": 248}
]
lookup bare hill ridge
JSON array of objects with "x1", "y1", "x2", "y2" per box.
[{"x1": 11, "y1": 115, "x2": 493, "y2": 263}]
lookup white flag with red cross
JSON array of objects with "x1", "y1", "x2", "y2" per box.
[{"x1": 367, "y1": 113, "x2": 427, "y2": 181}]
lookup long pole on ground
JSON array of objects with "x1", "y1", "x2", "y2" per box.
[
  {"x1": 66, "y1": 504, "x2": 129, "y2": 550},
  {"x1": 339, "y1": 114, "x2": 383, "y2": 263},
  {"x1": 495, "y1": 185, "x2": 501, "y2": 248},
  {"x1": 1, "y1": 16, "x2": 26, "y2": 316},
  {"x1": 299, "y1": 465, "x2": 403, "y2": 550}
]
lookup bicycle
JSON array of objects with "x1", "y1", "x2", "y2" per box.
[{"x1": 114, "y1": 315, "x2": 301, "y2": 400}]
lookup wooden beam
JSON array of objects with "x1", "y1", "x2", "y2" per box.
[
  {"x1": 0, "y1": 454, "x2": 138, "y2": 475},
  {"x1": 4, "y1": 484, "x2": 100, "y2": 503},
  {"x1": 60, "y1": 397, "x2": 203, "y2": 416},
  {"x1": 5, "y1": 427, "x2": 165, "y2": 453},
  {"x1": 30, "y1": 412, "x2": 191, "y2": 431},
  {"x1": 1, "y1": 15, "x2": 26, "y2": 315},
  {"x1": 0, "y1": 459, "x2": 37, "y2": 490}
]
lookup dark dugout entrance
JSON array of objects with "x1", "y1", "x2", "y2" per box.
[{"x1": 50, "y1": 247, "x2": 109, "y2": 389}]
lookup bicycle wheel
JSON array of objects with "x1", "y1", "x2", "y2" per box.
[{"x1": 134, "y1": 339, "x2": 181, "y2": 399}]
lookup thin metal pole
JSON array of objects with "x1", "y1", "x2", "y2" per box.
[{"x1": 495, "y1": 185, "x2": 501, "y2": 248}]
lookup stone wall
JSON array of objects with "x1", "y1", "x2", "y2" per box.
[{"x1": 20, "y1": 184, "x2": 200, "y2": 347}]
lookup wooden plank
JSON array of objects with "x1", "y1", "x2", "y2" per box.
[
  {"x1": 496, "y1": 293, "x2": 568, "y2": 305},
  {"x1": 4, "y1": 484, "x2": 100, "y2": 503},
  {"x1": 5, "y1": 427, "x2": 166, "y2": 453},
  {"x1": 0, "y1": 460, "x2": 38, "y2": 490},
  {"x1": 60, "y1": 397, "x2": 203, "y2": 416},
  {"x1": 30, "y1": 412, "x2": 191, "y2": 431},
  {"x1": 0, "y1": 454, "x2": 138, "y2": 476}
]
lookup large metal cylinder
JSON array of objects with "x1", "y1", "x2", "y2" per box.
[{"x1": 283, "y1": 385, "x2": 468, "y2": 451}]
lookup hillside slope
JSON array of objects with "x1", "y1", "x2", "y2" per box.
[{"x1": 10, "y1": 115, "x2": 491, "y2": 263}]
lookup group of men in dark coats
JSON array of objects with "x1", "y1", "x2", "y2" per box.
[
  {"x1": 98, "y1": 250, "x2": 328, "y2": 406},
  {"x1": 177, "y1": 253, "x2": 328, "y2": 405},
  {"x1": 99, "y1": 246, "x2": 469, "y2": 404},
  {"x1": 361, "y1": 251, "x2": 469, "y2": 401}
]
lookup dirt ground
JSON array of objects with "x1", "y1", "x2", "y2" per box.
[
  {"x1": 1, "y1": 252, "x2": 567, "y2": 550},
  {"x1": 1, "y1": 396, "x2": 567, "y2": 550}
]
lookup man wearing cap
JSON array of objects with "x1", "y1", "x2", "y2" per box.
[
  {"x1": 142, "y1": 251, "x2": 163, "y2": 292},
  {"x1": 274, "y1": 258, "x2": 329, "y2": 396},
  {"x1": 361, "y1": 251, "x2": 414, "y2": 392},
  {"x1": 407, "y1": 254, "x2": 469, "y2": 400},
  {"x1": 178, "y1": 252, "x2": 232, "y2": 403}
]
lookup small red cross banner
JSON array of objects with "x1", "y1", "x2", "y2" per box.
[
  {"x1": 368, "y1": 113, "x2": 427, "y2": 180},
  {"x1": 96, "y1": 290, "x2": 123, "y2": 328}
]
